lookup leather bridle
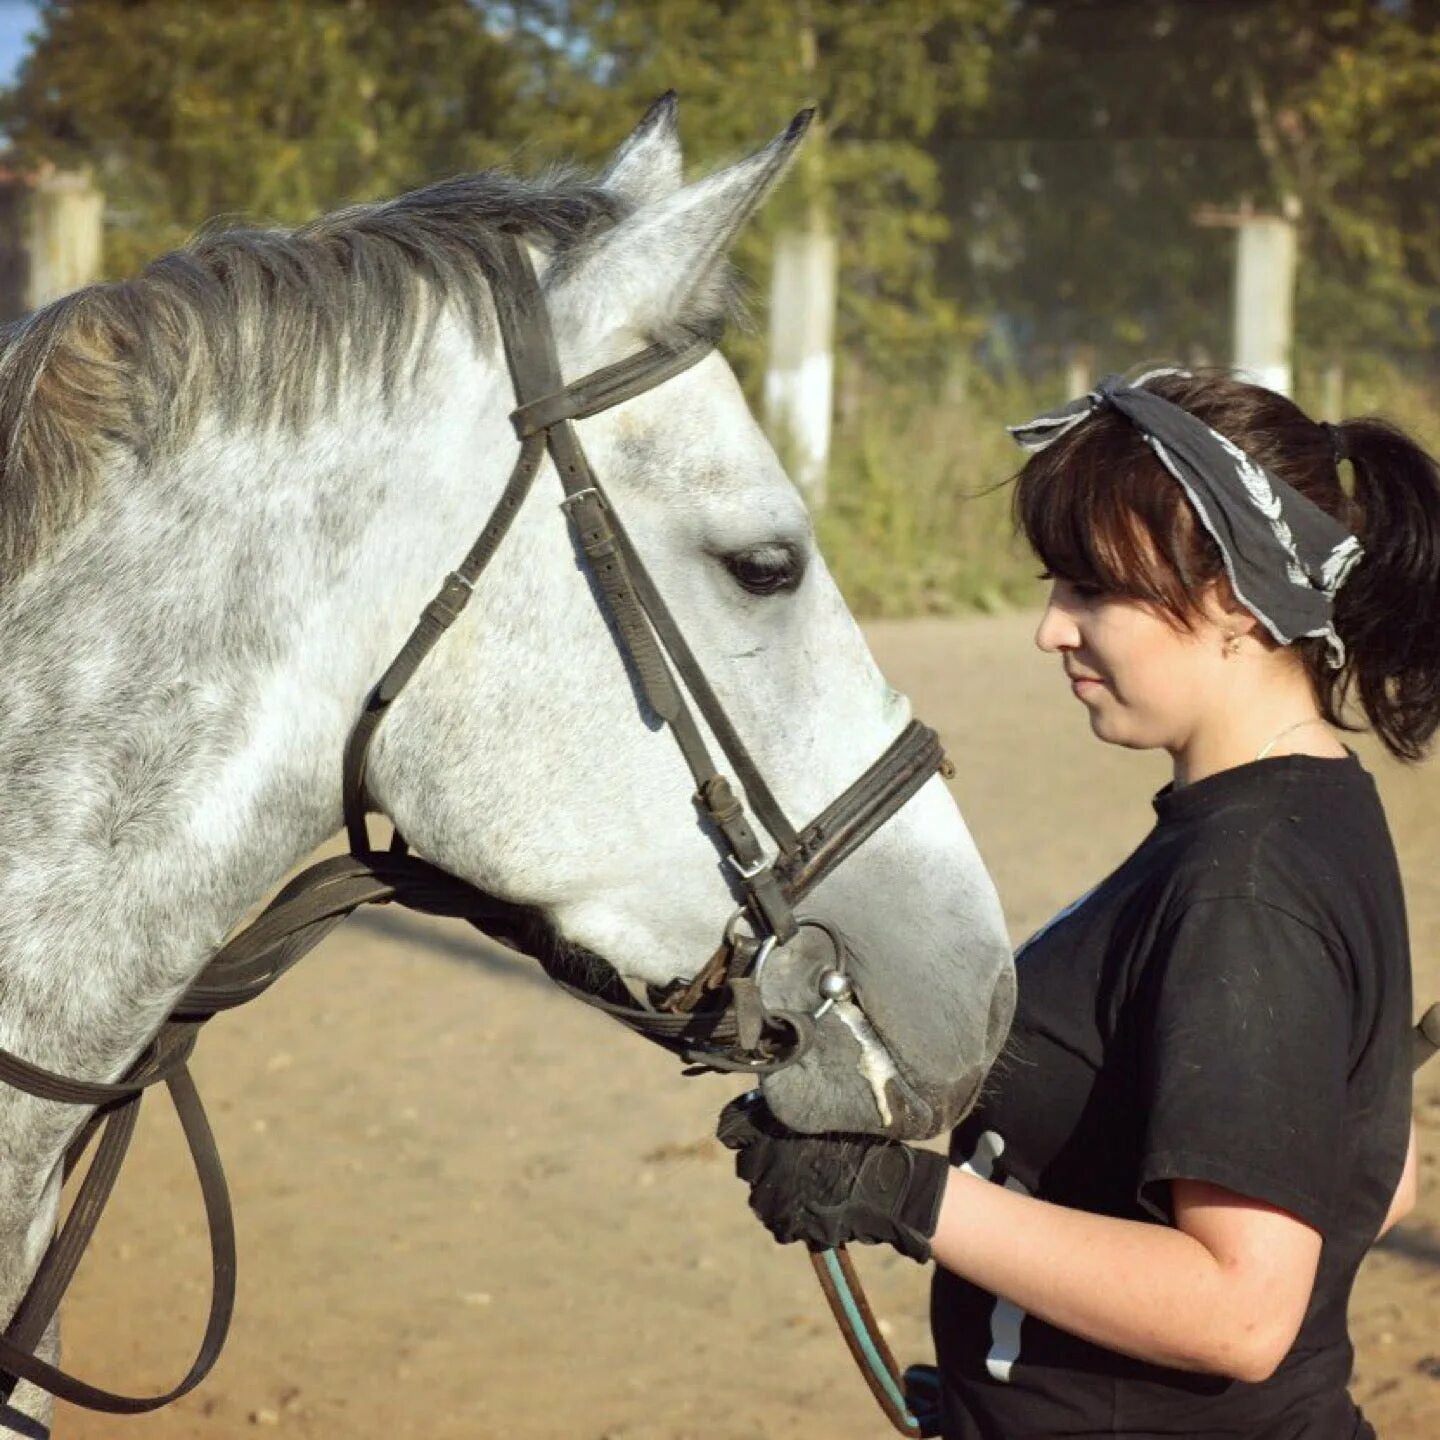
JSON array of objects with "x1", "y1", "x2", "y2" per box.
[
  {"x1": 0, "y1": 231, "x2": 946, "y2": 1425},
  {"x1": 342, "y1": 232, "x2": 949, "y2": 1074}
]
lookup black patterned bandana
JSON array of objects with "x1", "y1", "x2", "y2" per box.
[{"x1": 1009, "y1": 369, "x2": 1362, "y2": 667}]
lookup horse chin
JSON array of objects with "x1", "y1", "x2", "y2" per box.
[
  {"x1": 759, "y1": 1015, "x2": 980, "y2": 1141},
  {"x1": 751, "y1": 929, "x2": 988, "y2": 1141}
]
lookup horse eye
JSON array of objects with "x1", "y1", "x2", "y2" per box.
[{"x1": 722, "y1": 543, "x2": 804, "y2": 596}]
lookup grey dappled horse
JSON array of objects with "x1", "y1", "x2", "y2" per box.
[{"x1": 0, "y1": 100, "x2": 1013, "y2": 1433}]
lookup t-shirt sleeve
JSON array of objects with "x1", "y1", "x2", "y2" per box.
[{"x1": 1136, "y1": 897, "x2": 1352, "y2": 1233}]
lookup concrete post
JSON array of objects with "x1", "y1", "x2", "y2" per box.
[
  {"x1": 1232, "y1": 214, "x2": 1297, "y2": 397},
  {"x1": 25, "y1": 169, "x2": 104, "y2": 311},
  {"x1": 765, "y1": 220, "x2": 837, "y2": 505},
  {"x1": 1064, "y1": 345, "x2": 1095, "y2": 399},
  {"x1": 0, "y1": 167, "x2": 103, "y2": 322},
  {"x1": 763, "y1": 10, "x2": 836, "y2": 506},
  {"x1": 1321, "y1": 361, "x2": 1345, "y2": 421}
]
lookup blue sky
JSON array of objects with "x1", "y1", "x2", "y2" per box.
[{"x1": 0, "y1": 1, "x2": 38, "y2": 90}]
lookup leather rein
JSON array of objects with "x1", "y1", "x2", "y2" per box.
[{"x1": 0, "y1": 232, "x2": 942, "y2": 1429}]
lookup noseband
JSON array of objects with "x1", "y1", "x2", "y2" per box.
[{"x1": 0, "y1": 231, "x2": 947, "y2": 1419}]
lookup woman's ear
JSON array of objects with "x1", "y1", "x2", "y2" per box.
[
  {"x1": 1199, "y1": 581, "x2": 1260, "y2": 639},
  {"x1": 1197, "y1": 582, "x2": 1266, "y2": 661}
]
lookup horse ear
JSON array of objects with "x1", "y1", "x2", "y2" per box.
[
  {"x1": 600, "y1": 92, "x2": 683, "y2": 207},
  {"x1": 559, "y1": 109, "x2": 814, "y2": 342}
]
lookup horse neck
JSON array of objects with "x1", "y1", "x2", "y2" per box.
[{"x1": 0, "y1": 318, "x2": 507, "y2": 1081}]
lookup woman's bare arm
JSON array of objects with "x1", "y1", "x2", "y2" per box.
[{"x1": 929, "y1": 1170, "x2": 1321, "y2": 1384}]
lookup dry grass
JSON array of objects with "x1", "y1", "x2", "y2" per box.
[
  {"x1": 820, "y1": 361, "x2": 1440, "y2": 618},
  {"x1": 817, "y1": 365, "x2": 1052, "y2": 616}
]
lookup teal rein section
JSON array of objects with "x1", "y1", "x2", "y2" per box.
[{"x1": 818, "y1": 1248, "x2": 920, "y2": 1431}]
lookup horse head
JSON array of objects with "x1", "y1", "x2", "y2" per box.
[{"x1": 367, "y1": 100, "x2": 1014, "y2": 1138}]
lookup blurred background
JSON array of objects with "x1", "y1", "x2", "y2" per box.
[
  {"x1": 0, "y1": 0, "x2": 1434, "y2": 619},
  {"x1": 0, "y1": 8, "x2": 1434, "y2": 1435}
]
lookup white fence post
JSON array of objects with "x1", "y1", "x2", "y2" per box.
[
  {"x1": 765, "y1": 221, "x2": 837, "y2": 505},
  {"x1": 1232, "y1": 214, "x2": 1297, "y2": 397},
  {"x1": 0, "y1": 165, "x2": 103, "y2": 320},
  {"x1": 1194, "y1": 204, "x2": 1299, "y2": 398}
]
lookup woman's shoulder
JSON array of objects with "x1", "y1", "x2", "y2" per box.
[{"x1": 1151, "y1": 752, "x2": 1398, "y2": 937}]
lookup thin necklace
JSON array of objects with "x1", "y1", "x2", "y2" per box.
[{"x1": 1256, "y1": 717, "x2": 1330, "y2": 761}]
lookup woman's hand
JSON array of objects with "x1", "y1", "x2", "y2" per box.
[{"x1": 716, "y1": 1093, "x2": 950, "y2": 1262}]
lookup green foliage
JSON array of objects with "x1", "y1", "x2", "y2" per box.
[
  {"x1": 818, "y1": 365, "x2": 1052, "y2": 618},
  {"x1": 1299, "y1": 18, "x2": 1440, "y2": 358},
  {"x1": 937, "y1": 0, "x2": 1440, "y2": 367},
  {"x1": 1294, "y1": 358, "x2": 1440, "y2": 463},
  {"x1": 1, "y1": 0, "x2": 1435, "y2": 621},
  {"x1": 823, "y1": 364, "x2": 1440, "y2": 621},
  {"x1": 0, "y1": 0, "x2": 523, "y2": 278},
  {"x1": 6, "y1": 0, "x2": 1435, "y2": 367},
  {"x1": 501, "y1": 0, "x2": 1002, "y2": 376}
]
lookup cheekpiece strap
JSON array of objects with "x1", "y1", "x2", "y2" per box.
[{"x1": 492, "y1": 234, "x2": 800, "y2": 941}]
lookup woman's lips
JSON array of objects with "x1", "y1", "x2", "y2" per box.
[{"x1": 1069, "y1": 675, "x2": 1104, "y2": 696}]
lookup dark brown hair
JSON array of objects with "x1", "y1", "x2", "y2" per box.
[{"x1": 1012, "y1": 370, "x2": 1440, "y2": 762}]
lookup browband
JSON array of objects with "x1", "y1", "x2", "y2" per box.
[{"x1": 510, "y1": 318, "x2": 723, "y2": 439}]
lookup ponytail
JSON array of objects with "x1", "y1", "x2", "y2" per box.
[{"x1": 1316, "y1": 417, "x2": 1440, "y2": 762}]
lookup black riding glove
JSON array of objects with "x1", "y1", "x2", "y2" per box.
[{"x1": 716, "y1": 1094, "x2": 949, "y2": 1263}]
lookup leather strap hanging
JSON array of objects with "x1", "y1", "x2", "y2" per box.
[{"x1": 0, "y1": 1028, "x2": 234, "y2": 1413}]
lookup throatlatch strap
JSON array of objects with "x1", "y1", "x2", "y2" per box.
[{"x1": 342, "y1": 428, "x2": 548, "y2": 854}]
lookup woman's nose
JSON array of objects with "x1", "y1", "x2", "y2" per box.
[{"x1": 1034, "y1": 588, "x2": 1079, "y2": 653}]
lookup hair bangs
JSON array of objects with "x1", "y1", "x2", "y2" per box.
[{"x1": 1012, "y1": 406, "x2": 1217, "y2": 627}]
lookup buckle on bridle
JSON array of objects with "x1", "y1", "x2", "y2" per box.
[
  {"x1": 725, "y1": 850, "x2": 773, "y2": 883},
  {"x1": 558, "y1": 485, "x2": 603, "y2": 511}
]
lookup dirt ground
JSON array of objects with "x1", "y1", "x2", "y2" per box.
[{"x1": 57, "y1": 613, "x2": 1440, "y2": 1439}]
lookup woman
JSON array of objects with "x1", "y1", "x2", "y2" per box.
[{"x1": 720, "y1": 368, "x2": 1434, "y2": 1439}]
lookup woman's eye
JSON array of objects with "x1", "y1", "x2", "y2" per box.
[
  {"x1": 722, "y1": 543, "x2": 805, "y2": 596},
  {"x1": 1039, "y1": 571, "x2": 1106, "y2": 601}
]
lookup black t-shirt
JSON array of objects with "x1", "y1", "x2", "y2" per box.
[{"x1": 933, "y1": 753, "x2": 1413, "y2": 1440}]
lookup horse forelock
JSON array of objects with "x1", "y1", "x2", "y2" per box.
[{"x1": 0, "y1": 165, "x2": 737, "y2": 589}]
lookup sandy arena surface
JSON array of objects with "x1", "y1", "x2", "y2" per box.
[{"x1": 55, "y1": 613, "x2": 1440, "y2": 1438}]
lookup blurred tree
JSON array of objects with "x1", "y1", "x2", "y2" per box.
[
  {"x1": 0, "y1": 0, "x2": 525, "y2": 278},
  {"x1": 1295, "y1": 8, "x2": 1440, "y2": 366},
  {"x1": 497, "y1": 0, "x2": 1004, "y2": 377},
  {"x1": 936, "y1": 0, "x2": 1440, "y2": 375},
  {"x1": 6, "y1": 0, "x2": 1430, "y2": 385}
]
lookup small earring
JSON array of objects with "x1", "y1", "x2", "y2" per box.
[{"x1": 1223, "y1": 631, "x2": 1242, "y2": 658}]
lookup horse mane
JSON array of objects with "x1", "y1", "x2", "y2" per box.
[{"x1": 0, "y1": 170, "x2": 640, "y2": 584}]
